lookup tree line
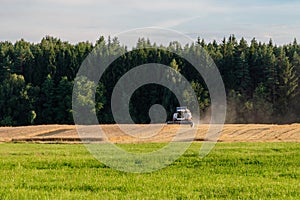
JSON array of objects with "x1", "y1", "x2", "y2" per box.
[{"x1": 0, "y1": 35, "x2": 299, "y2": 125}]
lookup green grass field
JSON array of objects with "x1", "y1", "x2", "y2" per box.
[{"x1": 0, "y1": 142, "x2": 299, "y2": 199}]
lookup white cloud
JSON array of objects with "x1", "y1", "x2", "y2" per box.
[{"x1": 0, "y1": 0, "x2": 299, "y2": 44}]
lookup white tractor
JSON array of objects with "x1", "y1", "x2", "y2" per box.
[{"x1": 167, "y1": 106, "x2": 194, "y2": 127}]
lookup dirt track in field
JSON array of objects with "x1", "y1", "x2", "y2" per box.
[{"x1": 0, "y1": 124, "x2": 299, "y2": 143}]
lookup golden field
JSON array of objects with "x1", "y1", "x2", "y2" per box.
[{"x1": 0, "y1": 124, "x2": 299, "y2": 143}]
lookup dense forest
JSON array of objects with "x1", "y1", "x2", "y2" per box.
[{"x1": 0, "y1": 35, "x2": 300, "y2": 126}]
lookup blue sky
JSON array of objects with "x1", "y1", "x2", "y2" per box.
[{"x1": 0, "y1": 0, "x2": 299, "y2": 44}]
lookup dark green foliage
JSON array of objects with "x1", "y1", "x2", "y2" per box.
[
  {"x1": 0, "y1": 74, "x2": 33, "y2": 125},
  {"x1": 39, "y1": 74, "x2": 55, "y2": 124},
  {"x1": 0, "y1": 35, "x2": 300, "y2": 125},
  {"x1": 54, "y1": 77, "x2": 73, "y2": 124}
]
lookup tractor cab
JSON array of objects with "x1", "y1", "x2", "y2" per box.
[{"x1": 167, "y1": 106, "x2": 194, "y2": 127}]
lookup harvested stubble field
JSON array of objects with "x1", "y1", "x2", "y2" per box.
[{"x1": 0, "y1": 124, "x2": 299, "y2": 143}]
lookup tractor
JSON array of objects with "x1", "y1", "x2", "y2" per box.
[{"x1": 167, "y1": 106, "x2": 194, "y2": 127}]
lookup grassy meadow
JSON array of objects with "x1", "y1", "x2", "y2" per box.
[{"x1": 0, "y1": 142, "x2": 299, "y2": 199}]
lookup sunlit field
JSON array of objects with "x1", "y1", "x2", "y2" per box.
[{"x1": 0, "y1": 142, "x2": 299, "y2": 199}]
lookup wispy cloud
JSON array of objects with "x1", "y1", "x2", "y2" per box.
[{"x1": 0, "y1": 0, "x2": 299, "y2": 44}]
